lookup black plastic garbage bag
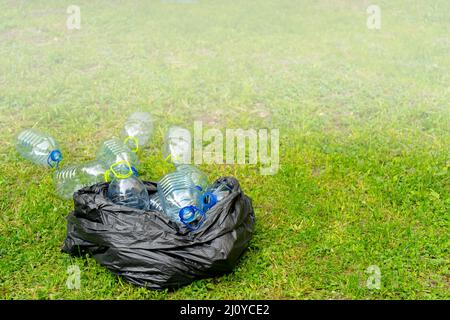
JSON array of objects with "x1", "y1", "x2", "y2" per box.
[{"x1": 62, "y1": 177, "x2": 255, "y2": 290}]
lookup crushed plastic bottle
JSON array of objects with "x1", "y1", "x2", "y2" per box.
[
  {"x1": 16, "y1": 129, "x2": 62, "y2": 168},
  {"x1": 107, "y1": 161, "x2": 150, "y2": 210},
  {"x1": 157, "y1": 170, "x2": 205, "y2": 230},
  {"x1": 96, "y1": 137, "x2": 139, "y2": 173},
  {"x1": 201, "y1": 180, "x2": 233, "y2": 212},
  {"x1": 148, "y1": 192, "x2": 164, "y2": 213},
  {"x1": 122, "y1": 112, "x2": 154, "y2": 152},
  {"x1": 175, "y1": 164, "x2": 208, "y2": 192},
  {"x1": 53, "y1": 160, "x2": 109, "y2": 199},
  {"x1": 162, "y1": 126, "x2": 192, "y2": 166}
]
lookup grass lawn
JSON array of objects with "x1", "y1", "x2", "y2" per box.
[{"x1": 0, "y1": 0, "x2": 448, "y2": 299}]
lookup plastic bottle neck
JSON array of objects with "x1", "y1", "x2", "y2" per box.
[
  {"x1": 202, "y1": 192, "x2": 217, "y2": 211},
  {"x1": 104, "y1": 165, "x2": 138, "y2": 182},
  {"x1": 47, "y1": 149, "x2": 62, "y2": 168},
  {"x1": 179, "y1": 206, "x2": 206, "y2": 231},
  {"x1": 124, "y1": 136, "x2": 139, "y2": 153}
]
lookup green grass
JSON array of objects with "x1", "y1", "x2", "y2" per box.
[{"x1": 0, "y1": 0, "x2": 449, "y2": 299}]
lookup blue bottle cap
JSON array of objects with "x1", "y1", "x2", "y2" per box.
[
  {"x1": 202, "y1": 192, "x2": 217, "y2": 211},
  {"x1": 179, "y1": 206, "x2": 206, "y2": 231},
  {"x1": 47, "y1": 149, "x2": 62, "y2": 168}
]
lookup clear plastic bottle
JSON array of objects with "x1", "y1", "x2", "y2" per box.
[
  {"x1": 157, "y1": 170, "x2": 205, "y2": 230},
  {"x1": 162, "y1": 126, "x2": 191, "y2": 166},
  {"x1": 122, "y1": 112, "x2": 154, "y2": 151},
  {"x1": 16, "y1": 129, "x2": 62, "y2": 168},
  {"x1": 175, "y1": 164, "x2": 208, "y2": 192},
  {"x1": 148, "y1": 192, "x2": 164, "y2": 213},
  {"x1": 96, "y1": 137, "x2": 139, "y2": 171},
  {"x1": 201, "y1": 180, "x2": 233, "y2": 212},
  {"x1": 107, "y1": 162, "x2": 150, "y2": 210},
  {"x1": 53, "y1": 160, "x2": 109, "y2": 199}
]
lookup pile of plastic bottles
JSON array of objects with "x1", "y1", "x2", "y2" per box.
[{"x1": 15, "y1": 112, "x2": 232, "y2": 231}]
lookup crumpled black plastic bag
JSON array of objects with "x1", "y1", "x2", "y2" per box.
[{"x1": 61, "y1": 177, "x2": 255, "y2": 290}]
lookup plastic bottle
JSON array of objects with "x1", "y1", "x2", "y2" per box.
[
  {"x1": 162, "y1": 126, "x2": 191, "y2": 166},
  {"x1": 148, "y1": 193, "x2": 164, "y2": 213},
  {"x1": 201, "y1": 180, "x2": 233, "y2": 212},
  {"x1": 175, "y1": 164, "x2": 208, "y2": 192},
  {"x1": 53, "y1": 160, "x2": 109, "y2": 199},
  {"x1": 107, "y1": 161, "x2": 150, "y2": 210},
  {"x1": 122, "y1": 112, "x2": 154, "y2": 152},
  {"x1": 157, "y1": 170, "x2": 205, "y2": 230},
  {"x1": 96, "y1": 137, "x2": 139, "y2": 173},
  {"x1": 16, "y1": 129, "x2": 62, "y2": 168}
]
